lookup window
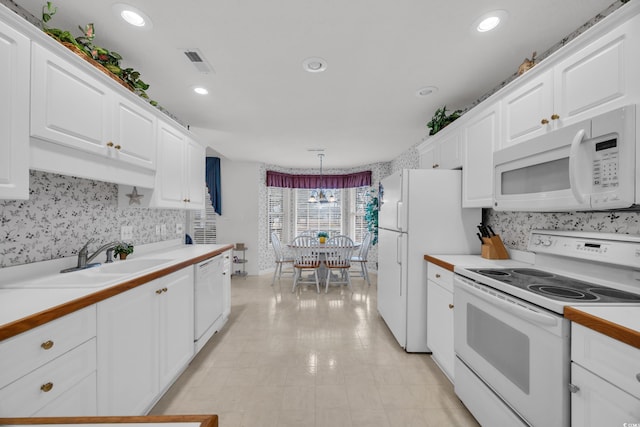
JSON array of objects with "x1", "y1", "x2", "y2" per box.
[
  {"x1": 268, "y1": 186, "x2": 285, "y2": 243},
  {"x1": 295, "y1": 188, "x2": 342, "y2": 236},
  {"x1": 189, "y1": 186, "x2": 217, "y2": 243},
  {"x1": 266, "y1": 185, "x2": 370, "y2": 243}
]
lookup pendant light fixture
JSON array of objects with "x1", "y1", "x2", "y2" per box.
[{"x1": 308, "y1": 154, "x2": 335, "y2": 203}]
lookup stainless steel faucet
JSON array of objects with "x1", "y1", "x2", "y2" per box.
[{"x1": 61, "y1": 239, "x2": 126, "y2": 273}]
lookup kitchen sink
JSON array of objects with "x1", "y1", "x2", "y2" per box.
[
  {"x1": 1, "y1": 258, "x2": 175, "y2": 289},
  {"x1": 96, "y1": 258, "x2": 173, "y2": 274}
]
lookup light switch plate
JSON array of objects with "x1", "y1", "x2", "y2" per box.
[
  {"x1": 121, "y1": 226, "x2": 133, "y2": 241},
  {"x1": 156, "y1": 225, "x2": 161, "y2": 235},
  {"x1": 161, "y1": 224, "x2": 167, "y2": 236}
]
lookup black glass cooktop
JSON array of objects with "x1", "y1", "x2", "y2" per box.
[{"x1": 468, "y1": 268, "x2": 640, "y2": 303}]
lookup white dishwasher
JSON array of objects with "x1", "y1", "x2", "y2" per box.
[{"x1": 194, "y1": 255, "x2": 224, "y2": 354}]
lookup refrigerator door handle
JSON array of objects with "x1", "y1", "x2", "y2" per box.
[
  {"x1": 397, "y1": 234, "x2": 403, "y2": 296},
  {"x1": 397, "y1": 201, "x2": 405, "y2": 231}
]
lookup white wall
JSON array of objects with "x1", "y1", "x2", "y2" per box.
[{"x1": 216, "y1": 159, "x2": 261, "y2": 275}]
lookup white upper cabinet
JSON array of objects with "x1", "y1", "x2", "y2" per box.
[
  {"x1": 31, "y1": 43, "x2": 157, "y2": 171},
  {"x1": 0, "y1": 19, "x2": 30, "y2": 200},
  {"x1": 501, "y1": 70, "x2": 554, "y2": 148},
  {"x1": 501, "y1": 12, "x2": 640, "y2": 149},
  {"x1": 185, "y1": 137, "x2": 206, "y2": 208},
  {"x1": 554, "y1": 13, "x2": 640, "y2": 126},
  {"x1": 462, "y1": 102, "x2": 500, "y2": 208},
  {"x1": 417, "y1": 127, "x2": 462, "y2": 170}
]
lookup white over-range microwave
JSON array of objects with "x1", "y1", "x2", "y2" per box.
[{"x1": 493, "y1": 105, "x2": 637, "y2": 212}]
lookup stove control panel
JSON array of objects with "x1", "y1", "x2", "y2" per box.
[{"x1": 528, "y1": 230, "x2": 640, "y2": 268}]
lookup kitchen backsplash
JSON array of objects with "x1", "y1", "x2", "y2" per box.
[
  {"x1": 0, "y1": 171, "x2": 185, "y2": 268},
  {"x1": 486, "y1": 209, "x2": 640, "y2": 251}
]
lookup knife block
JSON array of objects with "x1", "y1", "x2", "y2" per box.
[{"x1": 481, "y1": 235, "x2": 510, "y2": 260}]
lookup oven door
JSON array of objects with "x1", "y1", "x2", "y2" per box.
[{"x1": 453, "y1": 275, "x2": 570, "y2": 427}]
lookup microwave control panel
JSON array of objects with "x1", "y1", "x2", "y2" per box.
[{"x1": 592, "y1": 137, "x2": 619, "y2": 190}]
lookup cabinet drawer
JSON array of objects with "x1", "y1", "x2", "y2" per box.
[
  {"x1": 0, "y1": 305, "x2": 96, "y2": 387},
  {"x1": 32, "y1": 371, "x2": 97, "y2": 417},
  {"x1": 0, "y1": 337, "x2": 96, "y2": 416},
  {"x1": 572, "y1": 323, "x2": 640, "y2": 399},
  {"x1": 427, "y1": 263, "x2": 453, "y2": 292}
]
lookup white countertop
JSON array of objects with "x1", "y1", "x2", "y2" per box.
[{"x1": 0, "y1": 243, "x2": 231, "y2": 332}]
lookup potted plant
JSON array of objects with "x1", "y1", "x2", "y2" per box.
[
  {"x1": 426, "y1": 106, "x2": 463, "y2": 136},
  {"x1": 317, "y1": 231, "x2": 329, "y2": 244},
  {"x1": 365, "y1": 187, "x2": 379, "y2": 246},
  {"x1": 113, "y1": 243, "x2": 134, "y2": 260}
]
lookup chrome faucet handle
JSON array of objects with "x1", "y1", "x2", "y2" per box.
[
  {"x1": 78, "y1": 238, "x2": 95, "y2": 255},
  {"x1": 105, "y1": 248, "x2": 115, "y2": 263},
  {"x1": 77, "y1": 238, "x2": 95, "y2": 268}
]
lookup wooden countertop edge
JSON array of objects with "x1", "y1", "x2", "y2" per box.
[
  {"x1": 0, "y1": 245, "x2": 234, "y2": 342},
  {"x1": 423, "y1": 255, "x2": 455, "y2": 272},
  {"x1": 0, "y1": 415, "x2": 218, "y2": 426},
  {"x1": 564, "y1": 306, "x2": 640, "y2": 349}
]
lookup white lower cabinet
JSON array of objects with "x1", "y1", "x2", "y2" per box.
[
  {"x1": 97, "y1": 267, "x2": 194, "y2": 415},
  {"x1": 0, "y1": 306, "x2": 97, "y2": 417},
  {"x1": 570, "y1": 323, "x2": 640, "y2": 426},
  {"x1": 222, "y1": 250, "x2": 232, "y2": 320},
  {"x1": 426, "y1": 262, "x2": 455, "y2": 382}
]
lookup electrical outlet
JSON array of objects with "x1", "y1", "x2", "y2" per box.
[
  {"x1": 120, "y1": 226, "x2": 133, "y2": 241},
  {"x1": 156, "y1": 225, "x2": 161, "y2": 235},
  {"x1": 161, "y1": 224, "x2": 167, "y2": 236},
  {"x1": 176, "y1": 223, "x2": 184, "y2": 234}
]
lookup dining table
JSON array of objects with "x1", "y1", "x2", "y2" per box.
[{"x1": 286, "y1": 240, "x2": 361, "y2": 286}]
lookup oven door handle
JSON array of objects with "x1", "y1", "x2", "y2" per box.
[
  {"x1": 459, "y1": 279, "x2": 558, "y2": 327},
  {"x1": 569, "y1": 128, "x2": 587, "y2": 205}
]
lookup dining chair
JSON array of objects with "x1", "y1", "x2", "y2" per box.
[
  {"x1": 350, "y1": 231, "x2": 372, "y2": 286},
  {"x1": 324, "y1": 235, "x2": 355, "y2": 293},
  {"x1": 271, "y1": 232, "x2": 294, "y2": 285},
  {"x1": 290, "y1": 235, "x2": 321, "y2": 293}
]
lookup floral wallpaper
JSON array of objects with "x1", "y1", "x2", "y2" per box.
[
  {"x1": 0, "y1": 171, "x2": 185, "y2": 268},
  {"x1": 485, "y1": 209, "x2": 640, "y2": 251}
]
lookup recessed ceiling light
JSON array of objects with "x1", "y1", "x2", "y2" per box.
[
  {"x1": 193, "y1": 87, "x2": 209, "y2": 95},
  {"x1": 474, "y1": 10, "x2": 508, "y2": 33},
  {"x1": 303, "y1": 57, "x2": 327, "y2": 73},
  {"x1": 416, "y1": 86, "x2": 438, "y2": 97},
  {"x1": 112, "y1": 4, "x2": 153, "y2": 30}
]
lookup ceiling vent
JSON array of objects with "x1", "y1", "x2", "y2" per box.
[{"x1": 181, "y1": 48, "x2": 214, "y2": 74}]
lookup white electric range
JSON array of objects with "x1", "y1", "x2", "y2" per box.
[{"x1": 453, "y1": 230, "x2": 640, "y2": 427}]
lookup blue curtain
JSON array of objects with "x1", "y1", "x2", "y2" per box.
[{"x1": 206, "y1": 157, "x2": 221, "y2": 215}]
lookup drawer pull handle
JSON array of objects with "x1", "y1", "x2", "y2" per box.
[
  {"x1": 162, "y1": 287, "x2": 168, "y2": 292},
  {"x1": 551, "y1": 114, "x2": 560, "y2": 120},
  {"x1": 435, "y1": 274, "x2": 441, "y2": 278},
  {"x1": 568, "y1": 383, "x2": 580, "y2": 393},
  {"x1": 114, "y1": 144, "x2": 122, "y2": 150},
  {"x1": 156, "y1": 289, "x2": 163, "y2": 294},
  {"x1": 106, "y1": 141, "x2": 114, "y2": 147},
  {"x1": 448, "y1": 304, "x2": 454, "y2": 309},
  {"x1": 433, "y1": 164, "x2": 439, "y2": 169},
  {"x1": 41, "y1": 382, "x2": 54, "y2": 392},
  {"x1": 541, "y1": 118, "x2": 549, "y2": 125},
  {"x1": 41, "y1": 340, "x2": 54, "y2": 350}
]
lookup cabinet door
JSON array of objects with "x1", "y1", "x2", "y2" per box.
[
  {"x1": 501, "y1": 69, "x2": 554, "y2": 148},
  {"x1": 31, "y1": 43, "x2": 111, "y2": 155},
  {"x1": 111, "y1": 94, "x2": 157, "y2": 170},
  {"x1": 462, "y1": 103, "x2": 500, "y2": 208},
  {"x1": 185, "y1": 137, "x2": 205, "y2": 209},
  {"x1": 158, "y1": 268, "x2": 194, "y2": 391},
  {"x1": 418, "y1": 141, "x2": 438, "y2": 169},
  {"x1": 426, "y1": 280, "x2": 454, "y2": 382},
  {"x1": 554, "y1": 14, "x2": 640, "y2": 127},
  {"x1": 97, "y1": 281, "x2": 158, "y2": 415},
  {"x1": 571, "y1": 363, "x2": 640, "y2": 426},
  {"x1": 0, "y1": 20, "x2": 29, "y2": 200},
  {"x1": 154, "y1": 121, "x2": 187, "y2": 208},
  {"x1": 437, "y1": 130, "x2": 462, "y2": 169},
  {"x1": 222, "y1": 251, "x2": 232, "y2": 320}
]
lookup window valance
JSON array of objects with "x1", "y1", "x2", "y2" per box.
[{"x1": 266, "y1": 170, "x2": 371, "y2": 189}]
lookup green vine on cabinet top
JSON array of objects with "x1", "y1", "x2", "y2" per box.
[
  {"x1": 426, "y1": 106, "x2": 463, "y2": 136},
  {"x1": 41, "y1": 2, "x2": 154, "y2": 104}
]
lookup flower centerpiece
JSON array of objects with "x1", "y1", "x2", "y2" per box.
[
  {"x1": 317, "y1": 231, "x2": 329, "y2": 244},
  {"x1": 113, "y1": 243, "x2": 134, "y2": 260}
]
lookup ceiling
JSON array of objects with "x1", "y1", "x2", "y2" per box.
[{"x1": 16, "y1": 0, "x2": 615, "y2": 168}]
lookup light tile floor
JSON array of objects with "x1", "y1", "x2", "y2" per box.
[{"x1": 150, "y1": 272, "x2": 480, "y2": 427}]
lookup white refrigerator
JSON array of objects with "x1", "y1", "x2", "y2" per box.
[{"x1": 377, "y1": 169, "x2": 480, "y2": 352}]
